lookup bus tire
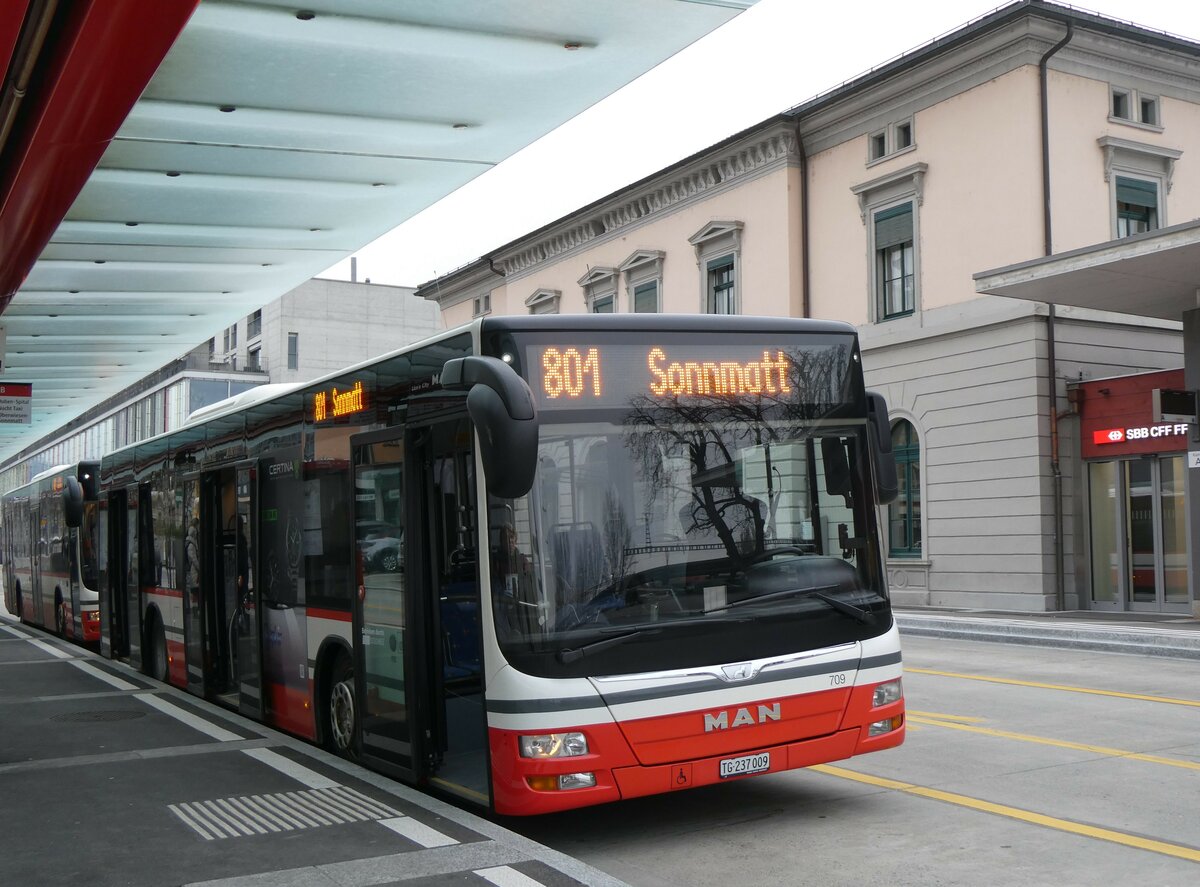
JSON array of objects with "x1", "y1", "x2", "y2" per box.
[
  {"x1": 144, "y1": 612, "x2": 168, "y2": 683},
  {"x1": 55, "y1": 593, "x2": 66, "y2": 637},
  {"x1": 326, "y1": 652, "x2": 358, "y2": 759},
  {"x1": 13, "y1": 584, "x2": 22, "y2": 623}
]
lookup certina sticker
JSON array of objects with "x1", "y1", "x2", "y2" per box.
[{"x1": 1093, "y1": 424, "x2": 1189, "y2": 445}]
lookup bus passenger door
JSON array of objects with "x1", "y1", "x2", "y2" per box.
[
  {"x1": 104, "y1": 490, "x2": 129, "y2": 659},
  {"x1": 414, "y1": 417, "x2": 489, "y2": 806},
  {"x1": 232, "y1": 463, "x2": 262, "y2": 720},
  {"x1": 199, "y1": 464, "x2": 263, "y2": 717},
  {"x1": 180, "y1": 475, "x2": 206, "y2": 697},
  {"x1": 125, "y1": 486, "x2": 143, "y2": 670},
  {"x1": 352, "y1": 428, "x2": 414, "y2": 777}
]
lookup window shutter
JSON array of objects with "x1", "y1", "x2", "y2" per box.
[
  {"x1": 874, "y1": 203, "x2": 913, "y2": 249},
  {"x1": 1116, "y1": 177, "x2": 1157, "y2": 207}
]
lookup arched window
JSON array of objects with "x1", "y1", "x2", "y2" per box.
[{"x1": 889, "y1": 420, "x2": 921, "y2": 557}]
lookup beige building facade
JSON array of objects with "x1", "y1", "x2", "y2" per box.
[{"x1": 420, "y1": 1, "x2": 1200, "y2": 615}]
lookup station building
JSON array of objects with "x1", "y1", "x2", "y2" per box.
[
  {"x1": 0, "y1": 278, "x2": 439, "y2": 492},
  {"x1": 417, "y1": 1, "x2": 1200, "y2": 616}
]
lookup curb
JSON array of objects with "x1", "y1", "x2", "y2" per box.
[{"x1": 894, "y1": 613, "x2": 1200, "y2": 660}]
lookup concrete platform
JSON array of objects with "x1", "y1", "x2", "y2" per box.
[
  {"x1": 0, "y1": 615, "x2": 627, "y2": 887},
  {"x1": 895, "y1": 608, "x2": 1200, "y2": 660}
]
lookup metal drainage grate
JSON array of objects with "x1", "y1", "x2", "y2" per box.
[{"x1": 51, "y1": 710, "x2": 147, "y2": 723}]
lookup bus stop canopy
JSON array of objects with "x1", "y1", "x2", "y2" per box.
[
  {"x1": 0, "y1": 0, "x2": 751, "y2": 464},
  {"x1": 973, "y1": 218, "x2": 1200, "y2": 322}
]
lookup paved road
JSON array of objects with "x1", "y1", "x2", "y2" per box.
[
  {"x1": 508, "y1": 634, "x2": 1200, "y2": 886},
  {"x1": 0, "y1": 612, "x2": 626, "y2": 887}
]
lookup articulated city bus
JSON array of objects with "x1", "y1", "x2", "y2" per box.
[
  {"x1": 1, "y1": 462, "x2": 102, "y2": 644},
  {"x1": 21, "y1": 314, "x2": 906, "y2": 814}
]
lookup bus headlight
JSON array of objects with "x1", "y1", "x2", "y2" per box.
[
  {"x1": 868, "y1": 716, "x2": 904, "y2": 737},
  {"x1": 519, "y1": 732, "x2": 588, "y2": 758},
  {"x1": 872, "y1": 679, "x2": 902, "y2": 707},
  {"x1": 527, "y1": 772, "x2": 597, "y2": 791}
]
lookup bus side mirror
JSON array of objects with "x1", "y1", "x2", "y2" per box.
[
  {"x1": 866, "y1": 391, "x2": 899, "y2": 505},
  {"x1": 442, "y1": 356, "x2": 539, "y2": 499},
  {"x1": 63, "y1": 477, "x2": 84, "y2": 528},
  {"x1": 821, "y1": 437, "x2": 852, "y2": 504}
]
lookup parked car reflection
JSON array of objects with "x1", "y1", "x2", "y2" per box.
[{"x1": 358, "y1": 521, "x2": 403, "y2": 573}]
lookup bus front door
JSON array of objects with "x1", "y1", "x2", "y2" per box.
[
  {"x1": 352, "y1": 418, "x2": 489, "y2": 806},
  {"x1": 353, "y1": 428, "x2": 414, "y2": 777},
  {"x1": 415, "y1": 417, "x2": 489, "y2": 806}
]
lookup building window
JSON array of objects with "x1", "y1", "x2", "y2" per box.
[
  {"x1": 852, "y1": 163, "x2": 925, "y2": 322},
  {"x1": 472, "y1": 293, "x2": 491, "y2": 317},
  {"x1": 1111, "y1": 88, "x2": 1130, "y2": 120},
  {"x1": 1110, "y1": 86, "x2": 1160, "y2": 129},
  {"x1": 223, "y1": 328, "x2": 230, "y2": 352},
  {"x1": 230, "y1": 324, "x2": 237, "y2": 349},
  {"x1": 867, "y1": 119, "x2": 916, "y2": 164},
  {"x1": 869, "y1": 131, "x2": 887, "y2": 161},
  {"x1": 633, "y1": 281, "x2": 659, "y2": 313},
  {"x1": 247, "y1": 309, "x2": 262, "y2": 339},
  {"x1": 706, "y1": 256, "x2": 736, "y2": 315},
  {"x1": 889, "y1": 420, "x2": 921, "y2": 557},
  {"x1": 1115, "y1": 175, "x2": 1159, "y2": 237},
  {"x1": 1098, "y1": 137, "x2": 1178, "y2": 239},
  {"x1": 287, "y1": 333, "x2": 299, "y2": 370},
  {"x1": 874, "y1": 202, "x2": 915, "y2": 319},
  {"x1": 578, "y1": 266, "x2": 618, "y2": 314},
  {"x1": 524, "y1": 288, "x2": 561, "y2": 315},
  {"x1": 689, "y1": 220, "x2": 743, "y2": 314},
  {"x1": 619, "y1": 249, "x2": 665, "y2": 313},
  {"x1": 246, "y1": 348, "x2": 261, "y2": 372}
]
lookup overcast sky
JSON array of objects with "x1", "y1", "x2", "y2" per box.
[{"x1": 321, "y1": 0, "x2": 1200, "y2": 288}]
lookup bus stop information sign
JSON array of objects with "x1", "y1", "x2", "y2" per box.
[{"x1": 0, "y1": 383, "x2": 32, "y2": 424}]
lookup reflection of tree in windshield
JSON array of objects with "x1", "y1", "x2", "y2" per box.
[{"x1": 624, "y1": 345, "x2": 852, "y2": 569}]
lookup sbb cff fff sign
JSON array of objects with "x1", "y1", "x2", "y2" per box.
[{"x1": 1093, "y1": 423, "x2": 1190, "y2": 445}]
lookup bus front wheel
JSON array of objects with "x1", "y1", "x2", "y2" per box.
[{"x1": 327, "y1": 654, "x2": 358, "y2": 759}]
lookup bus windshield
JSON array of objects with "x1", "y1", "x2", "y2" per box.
[{"x1": 489, "y1": 330, "x2": 891, "y2": 678}]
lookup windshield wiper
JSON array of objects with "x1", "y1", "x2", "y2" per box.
[
  {"x1": 807, "y1": 590, "x2": 876, "y2": 625},
  {"x1": 706, "y1": 584, "x2": 876, "y2": 625},
  {"x1": 557, "y1": 630, "x2": 654, "y2": 664}
]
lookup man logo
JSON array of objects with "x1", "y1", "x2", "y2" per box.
[{"x1": 703, "y1": 703, "x2": 781, "y2": 732}]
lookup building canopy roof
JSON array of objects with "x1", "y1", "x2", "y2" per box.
[
  {"x1": 0, "y1": 0, "x2": 749, "y2": 464},
  {"x1": 975, "y1": 219, "x2": 1200, "y2": 322}
]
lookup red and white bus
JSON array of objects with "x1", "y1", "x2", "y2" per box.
[
  {"x1": 2, "y1": 462, "x2": 102, "y2": 644},
  {"x1": 26, "y1": 314, "x2": 905, "y2": 814}
]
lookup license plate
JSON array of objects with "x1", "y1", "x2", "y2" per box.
[{"x1": 719, "y1": 751, "x2": 770, "y2": 779}]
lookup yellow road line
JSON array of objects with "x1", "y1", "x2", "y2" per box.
[
  {"x1": 908, "y1": 715, "x2": 1200, "y2": 773},
  {"x1": 907, "y1": 667, "x2": 1200, "y2": 708},
  {"x1": 812, "y1": 764, "x2": 1200, "y2": 863},
  {"x1": 906, "y1": 709, "x2": 985, "y2": 723}
]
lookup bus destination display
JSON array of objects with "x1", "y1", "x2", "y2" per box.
[
  {"x1": 312, "y1": 378, "x2": 370, "y2": 423},
  {"x1": 530, "y1": 342, "x2": 799, "y2": 410}
]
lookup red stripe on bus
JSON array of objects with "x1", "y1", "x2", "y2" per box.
[
  {"x1": 307, "y1": 607, "x2": 350, "y2": 622},
  {"x1": 167, "y1": 639, "x2": 187, "y2": 688},
  {"x1": 144, "y1": 586, "x2": 183, "y2": 598},
  {"x1": 265, "y1": 680, "x2": 317, "y2": 741}
]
